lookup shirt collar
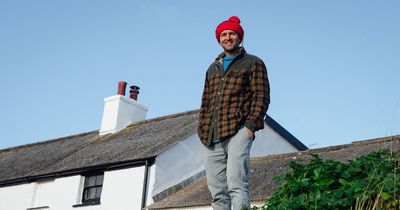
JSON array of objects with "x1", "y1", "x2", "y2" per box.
[{"x1": 216, "y1": 47, "x2": 246, "y2": 61}]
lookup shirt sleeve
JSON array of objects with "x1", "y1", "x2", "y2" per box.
[
  {"x1": 244, "y1": 58, "x2": 270, "y2": 132},
  {"x1": 198, "y1": 71, "x2": 211, "y2": 135}
]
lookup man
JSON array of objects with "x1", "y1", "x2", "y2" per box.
[{"x1": 198, "y1": 16, "x2": 270, "y2": 210}]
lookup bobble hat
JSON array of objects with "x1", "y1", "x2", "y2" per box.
[{"x1": 215, "y1": 16, "x2": 244, "y2": 43}]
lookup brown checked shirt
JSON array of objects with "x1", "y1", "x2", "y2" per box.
[{"x1": 198, "y1": 48, "x2": 270, "y2": 146}]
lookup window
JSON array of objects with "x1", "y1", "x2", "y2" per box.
[{"x1": 82, "y1": 173, "x2": 104, "y2": 204}]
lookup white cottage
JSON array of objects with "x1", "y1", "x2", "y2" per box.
[{"x1": 0, "y1": 83, "x2": 308, "y2": 210}]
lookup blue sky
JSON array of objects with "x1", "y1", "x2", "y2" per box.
[{"x1": 1, "y1": 0, "x2": 399, "y2": 149}]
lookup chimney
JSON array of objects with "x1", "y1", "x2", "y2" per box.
[
  {"x1": 99, "y1": 81, "x2": 148, "y2": 135},
  {"x1": 117, "y1": 81, "x2": 127, "y2": 95},
  {"x1": 129, "y1": 85, "x2": 140, "y2": 100}
]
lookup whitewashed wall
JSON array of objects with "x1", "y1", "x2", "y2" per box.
[
  {"x1": 0, "y1": 183, "x2": 34, "y2": 210},
  {"x1": 251, "y1": 122, "x2": 298, "y2": 157},
  {"x1": 101, "y1": 167, "x2": 145, "y2": 210},
  {"x1": 151, "y1": 134, "x2": 204, "y2": 197},
  {"x1": 0, "y1": 167, "x2": 145, "y2": 210}
]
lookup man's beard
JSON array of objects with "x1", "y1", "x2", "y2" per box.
[{"x1": 222, "y1": 41, "x2": 241, "y2": 54}]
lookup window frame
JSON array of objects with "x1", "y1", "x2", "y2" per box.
[{"x1": 81, "y1": 172, "x2": 104, "y2": 205}]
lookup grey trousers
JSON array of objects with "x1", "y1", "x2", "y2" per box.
[{"x1": 203, "y1": 127, "x2": 253, "y2": 210}]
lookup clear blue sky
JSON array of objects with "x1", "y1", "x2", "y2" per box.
[{"x1": 1, "y1": 0, "x2": 399, "y2": 149}]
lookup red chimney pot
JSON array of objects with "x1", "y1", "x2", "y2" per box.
[
  {"x1": 130, "y1": 85, "x2": 140, "y2": 101},
  {"x1": 117, "y1": 81, "x2": 127, "y2": 96}
]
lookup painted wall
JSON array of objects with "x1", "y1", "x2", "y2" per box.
[
  {"x1": 101, "y1": 167, "x2": 145, "y2": 210},
  {"x1": 251, "y1": 122, "x2": 298, "y2": 157},
  {"x1": 151, "y1": 134, "x2": 204, "y2": 197},
  {"x1": 0, "y1": 167, "x2": 145, "y2": 210},
  {"x1": 0, "y1": 183, "x2": 34, "y2": 210}
]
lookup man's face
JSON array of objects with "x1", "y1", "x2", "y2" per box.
[{"x1": 219, "y1": 30, "x2": 241, "y2": 53}]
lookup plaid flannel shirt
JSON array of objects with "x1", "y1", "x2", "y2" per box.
[{"x1": 198, "y1": 48, "x2": 270, "y2": 146}]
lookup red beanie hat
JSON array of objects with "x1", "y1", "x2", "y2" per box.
[{"x1": 215, "y1": 16, "x2": 244, "y2": 43}]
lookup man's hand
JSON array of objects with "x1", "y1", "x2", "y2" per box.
[{"x1": 245, "y1": 127, "x2": 254, "y2": 140}]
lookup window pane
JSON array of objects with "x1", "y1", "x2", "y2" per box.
[
  {"x1": 95, "y1": 187, "x2": 103, "y2": 198},
  {"x1": 84, "y1": 177, "x2": 89, "y2": 187},
  {"x1": 88, "y1": 176, "x2": 96, "y2": 186},
  {"x1": 84, "y1": 176, "x2": 96, "y2": 187},
  {"x1": 95, "y1": 175, "x2": 104, "y2": 185},
  {"x1": 85, "y1": 188, "x2": 97, "y2": 200},
  {"x1": 83, "y1": 189, "x2": 89, "y2": 200}
]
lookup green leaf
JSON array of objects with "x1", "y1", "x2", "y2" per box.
[
  {"x1": 313, "y1": 168, "x2": 321, "y2": 178},
  {"x1": 339, "y1": 179, "x2": 348, "y2": 186},
  {"x1": 381, "y1": 192, "x2": 391, "y2": 200},
  {"x1": 300, "y1": 178, "x2": 310, "y2": 186}
]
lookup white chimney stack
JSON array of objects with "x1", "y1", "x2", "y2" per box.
[{"x1": 99, "y1": 81, "x2": 148, "y2": 135}]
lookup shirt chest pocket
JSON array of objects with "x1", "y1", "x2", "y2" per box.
[
  {"x1": 225, "y1": 69, "x2": 249, "y2": 93},
  {"x1": 208, "y1": 73, "x2": 222, "y2": 92}
]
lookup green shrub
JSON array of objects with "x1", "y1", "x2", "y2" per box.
[{"x1": 256, "y1": 149, "x2": 400, "y2": 210}]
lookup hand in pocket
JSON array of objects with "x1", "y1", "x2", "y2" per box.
[{"x1": 245, "y1": 127, "x2": 254, "y2": 140}]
